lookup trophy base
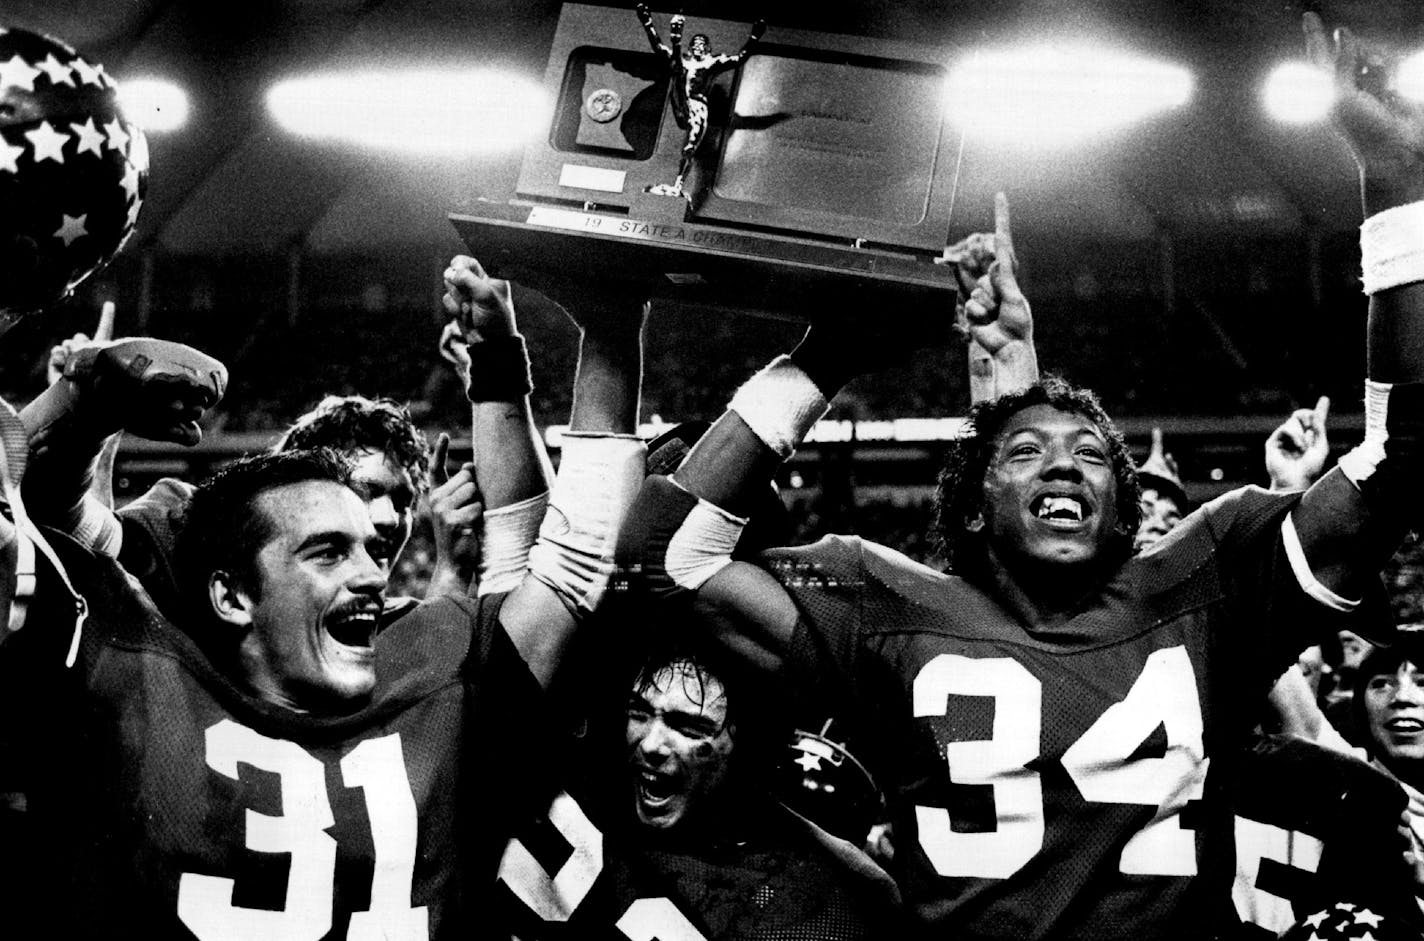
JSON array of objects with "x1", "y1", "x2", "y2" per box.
[{"x1": 449, "y1": 201, "x2": 959, "y2": 323}]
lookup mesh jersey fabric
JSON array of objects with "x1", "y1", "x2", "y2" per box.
[
  {"x1": 3, "y1": 528, "x2": 559, "y2": 940},
  {"x1": 762, "y1": 485, "x2": 1368, "y2": 940},
  {"x1": 1226, "y1": 732, "x2": 1420, "y2": 938},
  {"x1": 489, "y1": 713, "x2": 902, "y2": 940}
]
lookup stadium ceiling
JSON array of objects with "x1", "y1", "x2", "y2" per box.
[{"x1": 5, "y1": 0, "x2": 1419, "y2": 260}]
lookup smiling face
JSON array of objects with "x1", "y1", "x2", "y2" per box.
[
  {"x1": 1363, "y1": 659, "x2": 1424, "y2": 778},
  {"x1": 347, "y1": 448, "x2": 417, "y2": 579},
  {"x1": 976, "y1": 404, "x2": 1121, "y2": 575},
  {"x1": 229, "y1": 480, "x2": 388, "y2": 713},
  {"x1": 626, "y1": 660, "x2": 736, "y2": 833},
  {"x1": 1134, "y1": 486, "x2": 1184, "y2": 552}
]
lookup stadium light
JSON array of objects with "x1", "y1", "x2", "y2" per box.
[
  {"x1": 944, "y1": 45, "x2": 1193, "y2": 146},
  {"x1": 266, "y1": 68, "x2": 550, "y2": 155},
  {"x1": 1261, "y1": 60, "x2": 1333, "y2": 124},
  {"x1": 117, "y1": 77, "x2": 190, "y2": 132},
  {"x1": 1398, "y1": 50, "x2": 1424, "y2": 102}
]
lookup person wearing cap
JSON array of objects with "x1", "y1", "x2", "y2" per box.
[{"x1": 1132, "y1": 427, "x2": 1190, "y2": 553}]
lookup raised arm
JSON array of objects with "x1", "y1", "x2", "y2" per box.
[
  {"x1": 710, "y1": 18, "x2": 766, "y2": 69},
  {"x1": 619, "y1": 292, "x2": 952, "y2": 676},
  {"x1": 496, "y1": 287, "x2": 647, "y2": 688},
  {"x1": 432, "y1": 256, "x2": 555, "y2": 598},
  {"x1": 20, "y1": 338, "x2": 227, "y2": 556},
  {"x1": 634, "y1": 4, "x2": 671, "y2": 59},
  {"x1": 941, "y1": 192, "x2": 1038, "y2": 404},
  {"x1": 1289, "y1": 14, "x2": 1424, "y2": 604}
]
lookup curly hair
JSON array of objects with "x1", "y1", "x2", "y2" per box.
[
  {"x1": 274, "y1": 395, "x2": 430, "y2": 493},
  {"x1": 931, "y1": 376, "x2": 1141, "y2": 575}
]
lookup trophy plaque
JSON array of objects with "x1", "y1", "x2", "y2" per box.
[{"x1": 450, "y1": 3, "x2": 964, "y2": 321}]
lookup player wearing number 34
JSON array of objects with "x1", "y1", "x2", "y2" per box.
[
  {"x1": 617, "y1": 14, "x2": 1424, "y2": 940},
  {"x1": 1, "y1": 291, "x2": 646, "y2": 934}
]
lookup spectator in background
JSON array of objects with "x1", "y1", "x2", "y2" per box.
[{"x1": 1353, "y1": 644, "x2": 1424, "y2": 911}]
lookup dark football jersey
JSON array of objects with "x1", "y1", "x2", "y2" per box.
[
  {"x1": 1227, "y1": 734, "x2": 1419, "y2": 938},
  {"x1": 6, "y1": 531, "x2": 556, "y2": 940},
  {"x1": 490, "y1": 713, "x2": 901, "y2": 941},
  {"x1": 761, "y1": 485, "x2": 1359, "y2": 940}
]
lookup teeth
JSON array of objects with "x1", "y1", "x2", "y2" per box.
[{"x1": 1037, "y1": 496, "x2": 1085, "y2": 521}]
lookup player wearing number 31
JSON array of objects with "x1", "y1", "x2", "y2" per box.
[
  {"x1": 2, "y1": 280, "x2": 646, "y2": 936},
  {"x1": 617, "y1": 13, "x2": 1424, "y2": 939}
]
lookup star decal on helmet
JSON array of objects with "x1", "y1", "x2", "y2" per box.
[
  {"x1": 24, "y1": 121, "x2": 70, "y2": 163},
  {"x1": 70, "y1": 118, "x2": 106, "y2": 157},
  {"x1": 35, "y1": 53, "x2": 75, "y2": 87},
  {"x1": 0, "y1": 53, "x2": 40, "y2": 92},
  {"x1": 54, "y1": 213, "x2": 89, "y2": 247}
]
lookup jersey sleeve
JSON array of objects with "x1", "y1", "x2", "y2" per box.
[
  {"x1": 758, "y1": 536, "x2": 872, "y2": 697},
  {"x1": 116, "y1": 477, "x2": 194, "y2": 621},
  {"x1": 1175, "y1": 486, "x2": 1386, "y2": 676}
]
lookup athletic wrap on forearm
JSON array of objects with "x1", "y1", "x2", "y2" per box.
[
  {"x1": 613, "y1": 474, "x2": 747, "y2": 600},
  {"x1": 528, "y1": 432, "x2": 645, "y2": 614},
  {"x1": 475, "y1": 490, "x2": 548, "y2": 597},
  {"x1": 727, "y1": 355, "x2": 830, "y2": 459},
  {"x1": 1338, "y1": 382, "x2": 1424, "y2": 510},
  {"x1": 1361, "y1": 201, "x2": 1424, "y2": 296}
]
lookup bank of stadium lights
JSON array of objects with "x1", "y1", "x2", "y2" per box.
[
  {"x1": 944, "y1": 46, "x2": 1193, "y2": 146},
  {"x1": 1263, "y1": 52, "x2": 1424, "y2": 124},
  {"x1": 116, "y1": 77, "x2": 189, "y2": 132},
  {"x1": 266, "y1": 69, "x2": 550, "y2": 154},
  {"x1": 1261, "y1": 61, "x2": 1333, "y2": 123}
]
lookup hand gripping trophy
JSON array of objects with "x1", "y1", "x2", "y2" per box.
[{"x1": 634, "y1": 4, "x2": 766, "y2": 198}]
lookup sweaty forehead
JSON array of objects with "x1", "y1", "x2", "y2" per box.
[
  {"x1": 639, "y1": 662, "x2": 729, "y2": 719},
  {"x1": 256, "y1": 480, "x2": 372, "y2": 542},
  {"x1": 997, "y1": 404, "x2": 1107, "y2": 444}
]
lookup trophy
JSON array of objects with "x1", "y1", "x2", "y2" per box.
[{"x1": 449, "y1": 3, "x2": 964, "y2": 322}]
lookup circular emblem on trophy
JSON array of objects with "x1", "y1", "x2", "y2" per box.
[{"x1": 585, "y1": 88, "x2": 623, "y2": 123}]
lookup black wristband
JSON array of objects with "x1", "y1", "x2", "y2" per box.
[{"x1": 465, "y1": 335, "x2": 533, "y2": 402}]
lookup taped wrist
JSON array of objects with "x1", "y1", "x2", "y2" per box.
[
  {"x1": 465, "y1": 335, "x2": 533, "y2": 402},
  {"x1": 728, "y1": 355, "x2": 829, "y2": 459},
  {"x1": 476, "y1": 490, "x2": 548, "y2": 597},
  {"x1": 665, "y1": 480, "x2": 747, "y2": 589},
  {"x1": 67, "y1": 495, "x2": 123, "y2": 558},
  {"x1": 1339, "y1": 381, "x2": 1424, "y2": 510},
  {"x1": 1361, "y1": 201, "x2": 1424, "y2": 295},
  {"x1": 528, "y1": 432, "x2": 645, "y2": 613}
]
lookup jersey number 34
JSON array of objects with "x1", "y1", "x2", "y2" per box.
[{"x1": 914, "y1": 644, "x2": 1209, "y2": 879}]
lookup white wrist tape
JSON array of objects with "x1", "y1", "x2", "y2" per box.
[
  {"x1": 1338, "y1": 379, "x2": 1391, "y2": 485},
  {"x1": 69, "y1": 495, "x2": 123, "y2": 559},
  {"x1": 665, "y1": 480, "x2": 748, "y2": 589},
  {"x1": 476, "y1": 490, "x2": 548, "y2": 597},
  {"x1": 528, "y1": 432, "x2": 646, "y2": 613},
  {"x1": 1361, "y1": 201, "x2": 1424, "y2": 295},
  {"x1": 727, "y1": 355, "x2": 830, "y2": 459}
]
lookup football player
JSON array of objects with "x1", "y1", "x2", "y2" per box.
[
  {"x1": 22, "y1": 254, "x2": 555, "y2": 614},
  {"x1": 616, "y1": 14, "x2": 1424, "y2": 938},
  {"x1": 2, "y1": 259, "x2": 647, "y2": 938}
]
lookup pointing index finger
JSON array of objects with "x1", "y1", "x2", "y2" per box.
[
  {"x1": 994, "y1": 192, "x2": 1016, "y2": 275},
  {"x1": 95, "y1": 301, "x2": 116, "y2": 342},
  {"x1": 432, "y1": 433, "x2": 451, "y2": 487}
]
